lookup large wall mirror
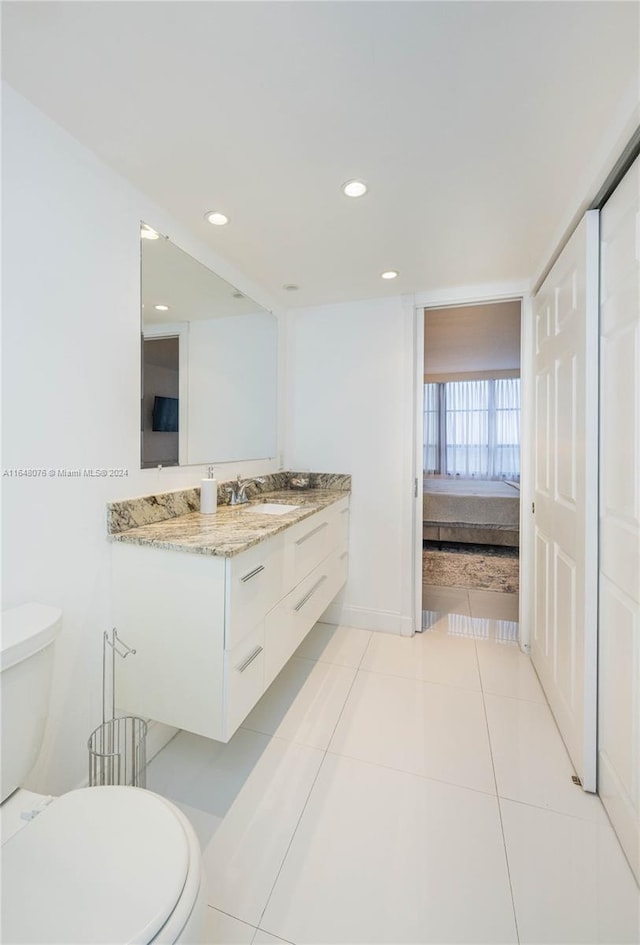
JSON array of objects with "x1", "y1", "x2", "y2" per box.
[{"x1": 140, "y1": 223, "x2": 278, "y2": 469}]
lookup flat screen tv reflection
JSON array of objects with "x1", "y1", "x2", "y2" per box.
[{"x1": 152, "y1": 396, "x2": 178, "y2": 433}]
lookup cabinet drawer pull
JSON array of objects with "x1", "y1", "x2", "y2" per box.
[
  {"x1": 236, "y1": 645, "x2": 263, "y2": 673},
  {"x1": 294, "y1": 575, "x2": 328, "y2": 612},
  {"x1": 295, "y1": 521, "x2": 329, "y2": 546},
  {"x1": 340, "y1": 508, "x2": 349, "y2": 515},
  {"x1": 340, "y1": 551, "x2": 348, "y2": 561},
  {"x1": 240, "y1": 564, "x2": 265, "y2": 583}
]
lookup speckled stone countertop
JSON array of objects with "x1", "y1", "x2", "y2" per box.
[{"x1": 108, "y1": 473, "x2": 350, "y2": 557}]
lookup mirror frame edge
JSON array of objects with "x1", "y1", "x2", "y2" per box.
[{"x1": 139, "y1": 220, "x2": 285, "y2": 474}]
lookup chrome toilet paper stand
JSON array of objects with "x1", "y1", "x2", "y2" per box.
[{"x1": 87, "y1": 628, "x2": 147, "y2": 788}]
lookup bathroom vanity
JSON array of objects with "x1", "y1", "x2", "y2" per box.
[{"x1": 109, "y1": 475, "x2": 350, "y2": 741}]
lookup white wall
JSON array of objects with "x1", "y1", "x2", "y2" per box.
[
  {"x1": 188, "y1": 312, "x2": 278, "y2": 465},
  {"x1": 1, "y1": 85, "x2": 282, "y2": 794},
  {"x1": 424, "y1": 300, "x2": 521, "y2": 379},
  {"x1": 286, "y1": 296, "x2": 416, "y2": 635}
]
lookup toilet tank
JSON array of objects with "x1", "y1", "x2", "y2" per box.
[{"x1": 1, "y1": 603, "x2": 61, "y2": 802}]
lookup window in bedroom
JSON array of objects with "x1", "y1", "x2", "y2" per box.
[
  {"x1": 423, "y1": 382, "x2": 440, "y2": 473},
  {"x1": 424, "y1": 377, "x2": 520, "y2": 479}
]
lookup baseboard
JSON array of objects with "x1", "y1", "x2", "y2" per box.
[{"x1": 320, "y1": 601, "x2": 414, "y2": 636}]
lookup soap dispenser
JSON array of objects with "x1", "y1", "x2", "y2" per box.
[{"x1": 200, "y1": 466, "x2": 218, "y2": 514}]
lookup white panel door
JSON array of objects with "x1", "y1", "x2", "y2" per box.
[
  {"x1": 532, "y1": 213, "x2": 599, "y2": 790},
  {"x1": 598, "y1": 156, "x2": 640, "y2": 883}
]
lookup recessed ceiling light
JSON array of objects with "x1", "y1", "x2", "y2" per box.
[
  {"x1": 140, "y1": 225, "x2": 159, "y2": 240},
  {"x1": 381, "y1": 270, "x2": 399, "y2": 280},
  {"x1": 205, "y1": 211, "x2": 229, "y2": 226},
  {"x1": 283, "y1": 284, "x2": 299, "y2": 292},
  {"x1": 342, "y1": 179, "x2": 368, "y2": 198},
  {"x1": 154, "y1": 304, "x2": 169, "y2": 311}
]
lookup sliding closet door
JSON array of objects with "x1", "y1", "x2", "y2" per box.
[
  {"x1": 531, "y1": 212, "x2": 599, "y2": 790},
  {"x1": 598, "y1": 156, "x2": 640, "y2": 883}
]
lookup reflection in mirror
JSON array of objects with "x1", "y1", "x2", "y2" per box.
[
  {"x1": 140, "y1": 224, "x2": 278, "y2": 468},
  {"x1": 142, "y1": 337, "x2": 179, "y2": 467}
]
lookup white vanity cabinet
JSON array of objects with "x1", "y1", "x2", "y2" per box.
[
  {"x1": 112, "y1": 496, "x2": 349, "y2": 741},
  {"x1": 264, "y1": 503, "x2": 350, "y2": 688}
]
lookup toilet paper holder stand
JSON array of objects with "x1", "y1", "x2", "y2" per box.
[{"x1": 87, "y1": 628, "x2": 147, "y2": 788}]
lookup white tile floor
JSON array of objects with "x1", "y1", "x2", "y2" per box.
[
  {"x1": 147, "y1": 616, "x2": 640, "y2": 944},
  {"x1": 423, "y1": 584, "x2": 520, "y2": 622}
]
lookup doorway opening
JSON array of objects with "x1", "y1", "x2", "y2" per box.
[
  {"x1": 419, "y1": 300, "x2": 522, "y2": 631},
  {"x1": 141, "y1": 336, "x2": 180, "y2": 468}
]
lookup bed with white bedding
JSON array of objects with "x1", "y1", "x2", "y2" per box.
[{"x1": 423, "y1": 477, "x2": 520, "y2": 546}]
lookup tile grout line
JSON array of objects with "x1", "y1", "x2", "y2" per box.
[
  {"x1": 475, "y1": 635, "x2": 522, "y2": 945},
  {"x1": 232, "y1": 625, "x2": 531, "y2": 941},
  {"x1": 482, "y1": 687, "x2": 552, "y2": 707},
  {"x1": 249, "y1": 911, "x2": 296, "y2": 945},
  {"x1": 253, "y1": 630, "x2": 373, "y2": 936},
  {"x1": 322, "y1": 746, "x2": 504, "y2": 800},
  {"x1": 205, "y1": 904, "x2": 262, "y2": 945},
  {"x1": 496, "y1": 792, "x2": 606, "y2": 824},
  {"x1": 352, "y1": 664, "x2": 485, "y2": 695},
  {"x1": 478, "y1": 669, "x2": 606, "y2": 824}
]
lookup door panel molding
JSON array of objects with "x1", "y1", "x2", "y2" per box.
[
  {"x1": 531, "y1": 210, "x2": 599, "y2": 792},
  {"x1": 598, "y1": 156, "x2": 640, "y2": 881}
]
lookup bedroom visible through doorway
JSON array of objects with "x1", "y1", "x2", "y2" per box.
[{"x1": 421, "y1": 300, "x2": 521, "y2": 631}]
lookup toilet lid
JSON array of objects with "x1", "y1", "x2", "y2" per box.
[{"x1": 1, "y1": 786, "x2": 191, "y2": 944}]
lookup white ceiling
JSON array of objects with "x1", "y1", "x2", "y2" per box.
[
  {"x1": 2, "y1": 1, "x2": 638, "y2": 308},
  {"x1": 142, "y1": 231, "x2": 269, "y2": 325}
]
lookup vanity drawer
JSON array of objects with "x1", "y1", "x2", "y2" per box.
[
  {"x1": 225, "y1": 534, "x2": 284, "y2": 649},
  {"x1": 223, "y1": 621, "x2": 265, "y2": 739},
  {"x1": 337, "y1": 501, "x2": 350, "y2": 545},
  {"x1": 285, "y1": 497, "x2": 349, "y2": 587},
  {"x1": 264, "y1": 546, "x2": 349, "y2": 689}
]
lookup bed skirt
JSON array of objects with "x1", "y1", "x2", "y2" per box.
[{"x1": 423, "y1": 478, "x2": 520, "y2": 547}]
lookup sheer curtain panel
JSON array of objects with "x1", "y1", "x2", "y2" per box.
[{"x1": 424, "y1": 378, "x2": 520, "y2": 479}]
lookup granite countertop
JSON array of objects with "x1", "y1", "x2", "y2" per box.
[{"x1": 109, "y1": 488, "x2": 349, "y2": 557}]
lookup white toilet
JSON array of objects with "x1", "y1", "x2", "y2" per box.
[{"x1": 1, "y1": 603, "x2": 208, "y2": 944}]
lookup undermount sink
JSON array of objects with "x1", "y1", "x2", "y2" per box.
[{"x1": 244, "y1": 502, "x2": 300, "y2": 515}]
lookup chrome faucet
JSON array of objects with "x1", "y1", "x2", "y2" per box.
[{"x1": 226, "y1": 474, "x2": 266, "y2": 505}]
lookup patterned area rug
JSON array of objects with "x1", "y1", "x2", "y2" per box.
[{"x1": 423, "y1": 541, "x2": 519, "y2": 593}]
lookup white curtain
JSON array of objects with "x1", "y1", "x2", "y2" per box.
[
  {"x1": 493, "y1": 377, "x2": 520, "y2": 478},
  {"x1": 423, "y1": 383, "x2": 439, "y2": 473},
  {"x1": 446, "y1": 380, "x2": 490, "y2": 477},
  {"x1": 424, "y1": 378, "x2": 520, "y2": 479}
]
